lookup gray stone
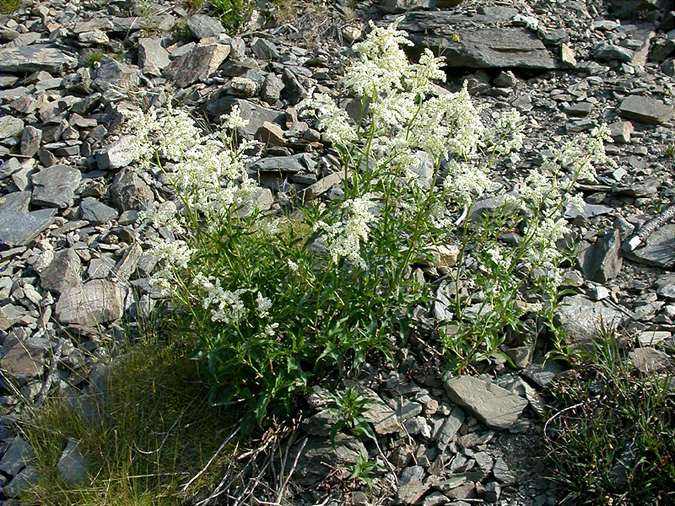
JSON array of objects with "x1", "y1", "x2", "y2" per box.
[
  {"x1": 434, "y1": 406, "x2": 465, "y2": 450},
  {"x1": 261, "y1": 73, "x2": 284, "y2": 103},
  {"x1": 250, "y1": 153, "x2": 317, "y2": 174},
  {"x1": 0, "y1": 437, "x2": 33, "y2": 476},
  {"x1": 593, "y1": 43, "x2": 634, "y2": 62},
  {"x1": 109, "y1": 169, "x2": 154, "y2": 211},
  {"x1": 295, "y1": 433, "x2": 367, "y2": 485},
  {"x1": 20, "y1": 125, "x2": 42, "y2": 156},
  {"x1": 4, "y1": 466, "x2": 39, "y2": 498},
  {"x1": 628, "y1": 224, "x2": 675, "y2": 269},
  {"x1": 40, "y1": 248, "x2": 82, "y2": 294},
  {"x1": 398, "y1": 465, "x2": 430, "y2": 504},
  {"x1": 619, "y1": 95, "x2": 673, "y2": 125},
  {"x1": 656, "y1": 274, "x2": 675, "y2": 300},
  {"x1": 138, "y1": 37, "x2": 170, "y2": 76},
  {"x1": 397, "y1": 12, "x2": 557, "y2": 70},
  {"x1": 0, "y1": 115, "x2": 24, "y2": 139},
  {"x1": 443, "y1": 375, "x2": 527, "y2": 430},
  {"x1": 114, "y1": 243, "x2": 142, "y2": 281},
  {"x1": 55, "y1": 280, "x2": 125, "y2": 326},
  {"x1": 251, "y1": 38, "x2": 280, "y2": 60},
  {"x1": 57, "y1": 438, "x2": 88, "y2": 485},
  {"x1": 92, "y1": 58, "x2": 140, "y2": 92},
  {"x1": 0, "y1": 45, "x2": 76, "y2": 74},
  {"x1": 187, "y1": 14, "x2": 225, "y2": 39},
  {"x1": 32, "y1": 165, "x2": 81, "y2": 208},
  {"x1": 0, "y1": 338, "x2": 45, "y2": 380},
  {"x1": 165, "y1": 43, "x2": 230, "y2": 88},
  {"x1": 96, "y1": 135, "x2": 136, "y2": 171},
  {"x1": 80, "y1": 197, "x2": 119, "y2": 224},
  {"x1": 608, "y1": 120, "x2": 634, "y2": 144},
  {"x1": 564, "y1": 201, "x2": 613, "y2": 220},
  {"x1": 629, "y1": 347, "x2": 672, "y2": 373},
  {"x1": 579, "y1": 228, "x2": 623, "y2": 283},
  {"x1": 607, "y1": 0, "x2": 667, "y2": 19},
  {"x1": 0, "y1": 191, "x2": 55, "y2": 247},
  {"x1": 555, "y1": 295, "x2": 629, "y2": 345},
  {"x1": 492, "y1": 457, "x2": 516, "y2": 484},
  {"x1": 637, "y1": 331, "x2": 671, "y2": 347}
]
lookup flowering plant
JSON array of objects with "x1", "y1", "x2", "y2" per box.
[{"x1": 124, "y1": 19, "x2": 613, "y2": 422}]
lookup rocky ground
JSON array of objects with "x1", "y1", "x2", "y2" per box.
[{"x1": 0, "y1": 0, "x2": 673, "y2": 504}]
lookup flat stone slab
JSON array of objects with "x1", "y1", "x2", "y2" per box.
[
  {"x1": 555, "y1": 295, "x2": 629, "y2": 345},
  {"x1": 55, "y1": 280, "x2": 125, "y2": 327},
  {"x1": 443, "y1": 375, "x2": 527, "y2": 429},
  {"x1": 396, "y1": 12, "x2": 558, "y2": 70},
  {"x1": 619, "y1": 95, "x2": 673, "y2": 125},
  {"x1": 0, "y1": 191, "x2": 55, "y2": 247},
  {"x1": 627, "y1": 224, "x2": 675, "y2": 269},
  {"x1": 0, "y1": 45, "x2": 76, "y2": 74}
]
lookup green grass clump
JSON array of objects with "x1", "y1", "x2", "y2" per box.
[
  {"x1": 19, "y1": 341, "x2": 236, "y2": 505},
  {"x1": 545, "y1": 337, "x2": 674, "y2": 504},
  {"x1": 209, "y1": 0, "x2": 254, "y2": 33},
  {"x1": 0, "y1": 0, "x2": 21, "y2": 14}
]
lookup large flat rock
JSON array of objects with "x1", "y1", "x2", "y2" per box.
[
  {"x1": 0, "y1": 191, "x2": 55, "y2": 247},
  {"x1": 555, "y1": 295, "x2": 630, "y2": 345},
  {"x1": 0, "y1": 45, "x2": 76, "y2": 74},
  {"x1": 443, "y1": 375, "x2": 527, "y2": 429},
  {"x1": 55, "y1": 280, "x2": 125, "y2": 327},
  {"x1": 396, "y1": 12, "x2": 558, "y2": 70}
]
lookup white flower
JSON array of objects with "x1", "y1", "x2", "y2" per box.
[
  {"x1": 287, "y1": 260, "x2": 299, "y2": 272},
  {"x1": 568, "y1": 194, "x2": 586, "y2": 214},
  {"x1": 443, "y1": 160, "x2": 491, "y2": 206},
  {"x1": 223, "y1": 105, "x2": 249, "y2": 130},
  {"x1": 256, "y1": 291, "x2": 273, "y2": 317}
]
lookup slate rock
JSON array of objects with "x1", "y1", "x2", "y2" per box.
[
  {"x1": 398, "y1": 465, "x2": 430, "y2": 504},
  {"x1": 0, "y1": 437, "x2": 33, "y2": 476},
  {"x1": 628, "y1": 224, "x2": 675, "y2": 269},
  {"x1": 109, "y1": 169, "x2": 154, "y2": 211},
  {"x1": 57, "y1": 438, "x2": 88, "y2": 485},
  {"x1": 0, "y1": 191, "x2": 55, "y2": 246},
  {"x1": 40, "y1": 248, "x2": 82, "y2": 294},
  {"x1": 0, "y1": 338, "x2": 45, "y2": 380},
  {"x1": 629, "y1": 347, "x2": 672, "y2": 373},
  {"x1": 443, "y1": 375, "x2": 527, "y2": 429},
  {"x1": 55, "y1": 280, "x2": 125, "y2": 326},
  {"x1": 656, "y1": 274, "x2": 675, "y2": 300},
  {"x1": 580, "y1": 228, "x2": 623, "y2": 283},
  {"x1": 165, "y1": 42, "x2": 230, "y2": 88},
  {"x1": 555, "y1": 295, "x2": 629, "y2": 345},
  {"x1": 187, "y1": 14, "x2": 225, "y2": 39},
  {"x1": 0, "y1": 115, "x2": 24, "y2": 139},
  {"x1": 397, "y1": 12, "x2": 557, "y2": 70},
  {"x1": 20, "y1": 125, "x2": 42, "y2": 156},
  {"x1": 593, "y1": 43, "x2": 634, "y2": 62},
  {"x1": 250, "y1": 153, "x2": 317, "y2": 173},
  {"x1": 3, "y1": 466, "x2": 39, "y2": 498},
  {"x1": 207, "y1": 96, "x2": 285, "y2": 137},
  {"x1": 92, "y1": 58, "x2": 140, "y2": 92},
  {"x1": 0, "y1": 45, "x2": 76, "y2": 74},
  {"x1": 96, "y1": 135, "x2": 136, "y2": 171},
  {"x1": 295, "y1": 433, "x2": 367, "y2": 485},
  {"x1": 80, "y1": 197, "x2": 119, "y2": 224},
  {"x1": 637, "y1": 331, "x2": 671, "y2": 346},
  {"x1": 619, "y1": 95, "x2": 673, "y2": 125},
  {"x1": 31, "y1": 165, "x2": 82, "y2": 208},
  {"x1": 138, "y1": 37, "x2": 170, "y2": 76}
]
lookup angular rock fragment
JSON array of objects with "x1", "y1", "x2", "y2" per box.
[
  {"x1": 629, "y1": 347, "x2": 672, "y2": 373},
  {"x1": 57, "y1": 439, "x2": 88, "y2": 485},
  {"x1": 0, "y1": 191, "x2": 55, "y2": 247},
  {"x1": 579, "y1": 228, "x2": 623, "y2": 283},
  {"x1": 187, "y1": 14, "x2": 224, "y2": 39},
  {"x1": 443, "y1": 375, "x2": 527, "y2": 429},
  {"x1": 397, "y1": 12, "x2": 557, "y2": 70},
  {"x1": 40, "y1": 248, "x2": 82, "y2": 294},
  {"x1": 80, "y1": 197, "x2": 119, "y2": 224},
  {"x1": 109, "y1": 169, "x2": 154, "y2": 211},
  {"x1": 31, "y1": 165, "x2": 81, "y2": 208},
  {"x1": 250, "y1": 153, "x2": 317, "y2": 174},
  {"x1": 207, "y1": 96, "x2": 285, "y2": 136},
  {"x1": 138, "y1": 37, "x2": 170, "y2": 76},
  {"x1": 55, "y1": 280, "x2": 125, "y2": 327},
  {"x1": 627, "y1": 224, "x2": 675, "y2": 269},
  {"x1": 555, "y1": 295, "x2": 629, "y2": 345},
  {"x1": 0, "y1": 339, "x2": 45, "y2": 380},
  {"x1": 0, "y1": 45, "x2": 76, "y2": 74},
  {"x1": 0, "y1": 115, "x2": 24, "y2": 139},
  {"x1": 619, "y1": 95, "x2": 673, "y2": 125},
  {"x1": 165, "y1": 42, "x2": 230, "y2": 88}
]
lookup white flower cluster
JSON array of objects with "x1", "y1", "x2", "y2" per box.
[
  {"x1": 194, "y1": 274, "x2": 248, "y2": 324},
  {"x1": 315, "y1": 193, "x2": 379, "y2": 268},
  {"x1": 147, "y1": 236, "x2": 192, "y2": 296}
]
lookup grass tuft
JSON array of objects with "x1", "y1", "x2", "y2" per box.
[
  {"x1": 0, "y1": 0, "x2": 21, "y2": 14},
  {"x1": 209, "y1": 0, "x2": 254, "y2": 33},
  {"x1": 19, "y1": 340, "x2": 236, "y2": 505},
  {"x1": 545, "y1": 336, "x2": 674, "y2": 504}
]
